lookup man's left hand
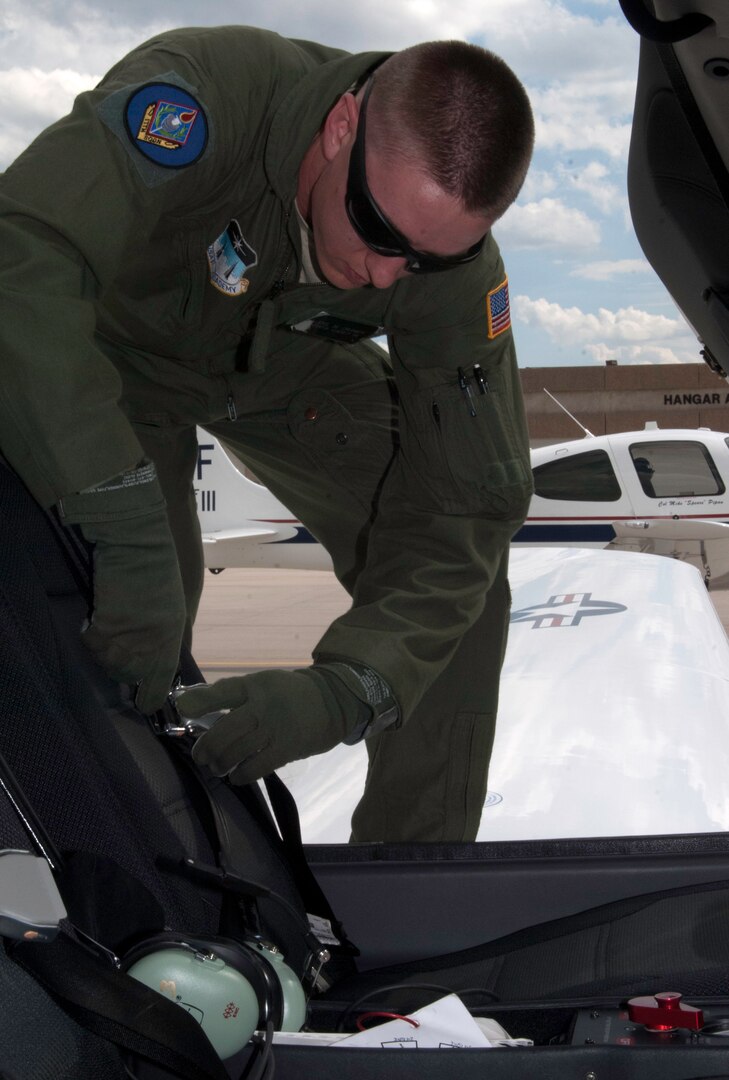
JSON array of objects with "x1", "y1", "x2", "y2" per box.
[{"x1": 176, "y1": 663, "x2": 392, "y2": 785}]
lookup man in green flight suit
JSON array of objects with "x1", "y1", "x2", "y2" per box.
[{"x1": 0, "y1": 27, "x2": 534, "y2": 842}]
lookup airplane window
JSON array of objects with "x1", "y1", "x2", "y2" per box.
[
  {"x1": 629, "y1": 441, "x2": 724, "y2": 498},
  {"x1": 532, "y1": 449, "x2": 621, "y2": 501}
]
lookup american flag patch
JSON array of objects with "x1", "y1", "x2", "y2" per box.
[{"x1": 487, "y1": 277, "x2": 511, "y2": 339}]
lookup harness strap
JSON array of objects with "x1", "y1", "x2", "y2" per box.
[{"x1": 12, "y1": 933, "x2": 229, "y2": 1080}]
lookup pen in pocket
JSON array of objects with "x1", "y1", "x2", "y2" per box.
[{"x1": 457, "y1": 367, "x2": 477, "y2": 417}]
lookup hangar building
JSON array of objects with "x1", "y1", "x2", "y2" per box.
[{"x1": 521, "y1": 362, "x2": 729, "y2": 446}]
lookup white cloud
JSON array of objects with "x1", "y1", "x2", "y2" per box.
[
  {"x1": 555, "y1": 160, "x2": 623, "y2": 216},
  {"x1": 513, "y1": 295, "x2": 701, "y2": 364},
  {"x1": 497, "y1": 198, "x2": 601, "y2": 250},
  {"x1": 582, "y1": 343, "x2": 694, "y2": 365},
  {"x1": 519, "y1": 169, "x2": 558, "y2": 201},
  {"x1": 0, "y1": 3, "x2": 159, "y2": 72},
  {"x1": 570, "y1": 258, "x2": 652, "y2": 281},
  {"x1": 514, "y1": 295, "x2": 690, "y2": 344},
  {"x1": 532, "y1": 78, "x2": 635, "y2": 160},
  {"x1": 464, "y1": 1, "x2": 637, "y2": 85},
  {"x1": 0, "y1": 67, "x2": 98, "y2": 167}
]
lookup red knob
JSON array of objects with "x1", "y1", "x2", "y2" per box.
[{"x1": 627, "y1": 991, "x2": 703, "y2": 1031}]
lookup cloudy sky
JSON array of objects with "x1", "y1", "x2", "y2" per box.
[{"x1": 0, "y1": 0, "x2": 701, "y2": 369}]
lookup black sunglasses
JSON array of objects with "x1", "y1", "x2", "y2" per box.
[{"x1": 345, "y1": 80, "x2": 486, "y2": 275}]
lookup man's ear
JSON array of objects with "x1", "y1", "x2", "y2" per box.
[{"x1": 321, "y1": 92, "x2": 358, "y2": 163}]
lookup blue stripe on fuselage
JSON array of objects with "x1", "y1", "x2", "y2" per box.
[{"x1": 513, "y1": 523, "x2": 617, "y2": 543}]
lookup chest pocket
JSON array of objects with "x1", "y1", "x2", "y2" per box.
[{"x1": 403, "y1": 371, "x2": 533, "y2": 517}]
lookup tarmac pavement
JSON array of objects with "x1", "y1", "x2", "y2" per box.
[
  {"x1": 193, "y1": 568, "x2": 349, "y2": 680},
  {"x1": 709, "y1": 582, "x2": 729, "y2": 634}
]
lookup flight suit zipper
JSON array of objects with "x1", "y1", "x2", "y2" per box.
[
  {"x1": 244, "y1": 209, "x2": 296, "y2": 374},
  {"x1": 268, "y1": 207, "x2": 294, "y2": 300}
]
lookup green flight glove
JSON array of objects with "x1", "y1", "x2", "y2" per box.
[
  {"x1": 178, "y1": 663, "x2": 400, "y2": 785},
  {"x1": 58, "y1": 460, "x2": 186, "y2": 714}
]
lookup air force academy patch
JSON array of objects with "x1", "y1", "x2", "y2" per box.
[
  {"x1": 125, "y1": 83, "x2": 208, "y2": 168},
  {"x1": 207, "y1": 221, "x2": 257, "y2": 296}
]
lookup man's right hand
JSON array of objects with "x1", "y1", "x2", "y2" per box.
[{"x1": 58, "y1": 461, "x2": 186, "y2": 713}]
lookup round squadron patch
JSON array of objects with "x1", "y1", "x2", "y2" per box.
[{"x1": 124, "y1": 83, "x2": 208, "y2": 168}]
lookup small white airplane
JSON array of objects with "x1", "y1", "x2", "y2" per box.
[
  {"x1": 522, "y1": 420, "x2": 729, "y2": 585},
  {"x1": 195, "y1": 422, "x2": 729, "y2": 584},
  {"x1": 195, "y1": 433, "x2": 332, "y2": 573}
]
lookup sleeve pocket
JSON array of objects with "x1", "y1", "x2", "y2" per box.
[{"x1": 402, "y1": 371, "x2": 533, "y2": 517}]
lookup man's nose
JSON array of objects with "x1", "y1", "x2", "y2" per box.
[{"x1": 365, "y1": 252, "x2": 408, "y2": 289}]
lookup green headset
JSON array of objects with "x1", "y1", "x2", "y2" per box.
[{"x1": 123, "y1": 930, "x2": 307, "y2": 1060}]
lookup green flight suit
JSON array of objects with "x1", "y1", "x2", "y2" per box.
[{"x1": 0, "y1": 27, "x2": 533, "y2": 841}]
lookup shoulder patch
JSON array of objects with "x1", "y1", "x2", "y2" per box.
[
  {"x1": 124, "y1": 82, "x2": 208, "y2": 169},
  {"x1": 487, "y1": 277, "x2": 511, "y2": 339}
]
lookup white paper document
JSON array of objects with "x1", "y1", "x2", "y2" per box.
[
  {"x1": 269, "y1": 994, "x2": 533, "y2": 1050},
  {"x1": 333, "y1": 993, "x2": 496, "y2": 1049}
]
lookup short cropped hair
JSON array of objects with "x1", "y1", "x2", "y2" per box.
[{"x1": 368, "y1": 41, "x2": 534, "y2": 223}]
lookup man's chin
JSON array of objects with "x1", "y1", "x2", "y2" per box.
[
  {"x1": 339, "y1": 263, "x2": 369, "y2": 289},
  {"x1": 320, "y1": 258, "x2": 367, "y2": 290}
]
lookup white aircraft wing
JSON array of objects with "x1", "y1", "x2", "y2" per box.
[
  {"x1": 202, "y1": 526, "x2": 280, "y2": 549},
  {"x1": 278, "y1": 546, "x2": 729, "y2": 843},
  {"x1": 202, "y1": 526, "x2": 284, "y2": 569},
  {"x1": 609, "y1": 518, "x2": 729, "y2": 582}
]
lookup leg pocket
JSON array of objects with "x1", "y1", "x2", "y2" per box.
[{"x1": 444, "y1": 710, "x2": 498, "y2": 841}]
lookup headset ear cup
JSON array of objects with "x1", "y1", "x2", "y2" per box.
[
  {"x1": 120, "y1": 933, "x2": 294, "y2": 1056},
  {"x1": 207, "y1": 938, "x2": 307, "y2": 1032},
  {"x1": 124, "y1": 944, "x2": 261, "y2": 1058},
  {"x1": 187, "y1": 936, "x2": 285, "y2": 1028}
]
